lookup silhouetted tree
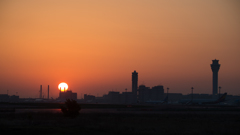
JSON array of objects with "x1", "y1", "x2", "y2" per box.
[{"x1": 61, "y1": 99, "x2": 81, "y2": 118}]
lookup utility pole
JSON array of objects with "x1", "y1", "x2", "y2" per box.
[
  {"x1": 48, "y1": 85, "x2": 49, "y2": 100},
  {"x1": 191, "y1": 87, "x2": 194, "y2": 102},
  {"x1": 219, "y1": 86, "x2": 221, "y2": 99},
  {"x1": 167, "y1": 87, "x2": 169, "y2": 103},
  {"x1": 40, "y1": 85, "x2": 42, "y2": 99},
  {"x1": 125, "y1": 88, "x2": 128, "y2": 104}
]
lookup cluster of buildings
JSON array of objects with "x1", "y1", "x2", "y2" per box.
[
  {"x1": 38, "y1": 84, "x2": 77, "y2": 101},
  {"x1": 58, "y1": 90, "x2": 77, "y2": 101},
  {"x1": 0, "y1": 94, "x2": 19, "y2": 102},
  {"x1": 83, "y1": 70, "x2": 166, "y2": 104},
  {"x1": 82, "y1": 59, "x2": 239, "y2": 104},
  {"x1": 1, "y1": 59, "x2": 239, "y2": 104},
  {"x1": 57, "y1": 70, "x2": 167, "y2": 104}
]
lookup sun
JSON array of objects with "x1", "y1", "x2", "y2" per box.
[{"x1": 58, "y1": 82, "x2": 68, "y2": 92}]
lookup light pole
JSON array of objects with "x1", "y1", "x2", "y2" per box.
[
  {"x1": 191, "y1": 87, "x2": 194, "y2": 102},
  {"x1": 125, "y1": 88, "x2": 127, "y2": 104},
  {"x1": 167, "y1": 87, "x2": 169, "y2": 103},
  {"x1": 219, "y1": 86, "x2": 221, "y2": 98}
]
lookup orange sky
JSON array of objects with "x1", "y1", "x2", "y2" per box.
[{"x1": 0, "y1": 0, "x2": 240, "y2": 98}]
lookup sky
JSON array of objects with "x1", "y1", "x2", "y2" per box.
[{"x1": 0, "y1": 0, "x2": 240, "y2": 98}]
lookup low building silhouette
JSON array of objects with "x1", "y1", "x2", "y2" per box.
[
  {"x1": 106, "y1": 91, "x2": 120, "y2": 104},
  {"x1": 84, "y1": 94, "x2": 95, "y2": 102},
  {"x1": 120, "y1": 92, "x2": 135, "y2": 104},
  {"x1": 138, "y1": 85, "x2": 164, "y2": 103},
  {"x1": 57, "y1": 90, "x2": 77, "y2": 101},
  {"x1": 138, "y1": 85, "x2": 150, "y2": 103},
  {"x1": 0, "y1": 94, "x2": 10, "y2": 102},
  {"x1": 9, "y1": 95, "x2": 19, "y2": 102},
  {"x1": 0, "y1": 94, "x2": 19, "y2": 102}
]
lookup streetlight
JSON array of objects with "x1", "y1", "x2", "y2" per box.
[
  {"x1": 167, "y1": 87, "x2": 169, "y2": 103},
  {"x1": 219, "y1": 86, "x2": 221, "y2": 98},
  {"x1": 125, "y1": 88, "x2": 127, "y2": 104},
  {"x1": 191, "y1": 87, "x2": 194, "y2": 101}
]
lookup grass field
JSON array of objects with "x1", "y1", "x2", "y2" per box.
[{"x1": 0, "y1": 110, "x2": 240, "y2": 135}]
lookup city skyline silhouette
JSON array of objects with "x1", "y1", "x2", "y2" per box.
[
  {"x1": 0, "y1": 0, "x2": 239, "y2": 98},
  {"x1": 0, "y1": 1, "x2": 240, "y2": 135}
]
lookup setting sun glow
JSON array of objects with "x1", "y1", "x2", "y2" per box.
[
  {"x1": 0, "y1": 1, "x2": 239, "y2": 97},
  {"x1": 58, "y1": 82, "x2": 68, "y2": 92}
]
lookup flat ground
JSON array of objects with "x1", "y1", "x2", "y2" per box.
[{"x1": 0, "y1": 110, "x2": 240, "y2": 135}]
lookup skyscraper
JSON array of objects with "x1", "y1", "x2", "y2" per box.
[
  {"x1": 211, "y1": 59, "x2": 220, "y2": 98},
  {"x1": 132, "y1": 70, "x2": 138, "y2": 102}
]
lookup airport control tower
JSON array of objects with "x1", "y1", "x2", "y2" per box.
[
  {"x1": 132, "y1": 70, "x2": 138, "y2": 103},
  {"x1": 211, "y1": 59, "x2": 220, "y2": 98}
]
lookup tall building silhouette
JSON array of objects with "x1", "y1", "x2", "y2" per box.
[
  {"x1": 132, "y1": 70, "x2": 138, "y2": 102},
  {"x1": 211, "y1": 59, "x2": 220, "y2": 97}
]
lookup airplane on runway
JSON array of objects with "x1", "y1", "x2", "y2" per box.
[
  {"x1": 145, "y1": 95, "x2": 168, "y2": 104},
  {"x1": 178, "y1": 93, "x2": 227, "y2": 105}
]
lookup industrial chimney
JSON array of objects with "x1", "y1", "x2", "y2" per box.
[
  {"x1": 48, "y1": 85, "x2": 49, "y2": 99},
  {"x1": 40, "y1": 85, "x2": 42, "y2": 98}
]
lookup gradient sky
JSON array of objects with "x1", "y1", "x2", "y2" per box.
[{"x1": 0, "y1": 0, "x2": 240, "y2": 98}]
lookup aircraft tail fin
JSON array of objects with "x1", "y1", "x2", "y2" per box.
[
  {"x1": 163, "y1": 95, "x2": 168, "y2": 103},
  {"x1": 216, "y1": 93, "x2": 227, "y2": 103}
]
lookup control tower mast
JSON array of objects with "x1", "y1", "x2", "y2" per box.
[
  {"x1": 132, "y1": 70, "x2": 138, "y2": 103},
  {"x1": 211, "y1": 59, "x2": 220, "y2": 98}
]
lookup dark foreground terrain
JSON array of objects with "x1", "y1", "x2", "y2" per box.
[{"x1": 1, "y1": 110, "x2": 240, "y2": 135}]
